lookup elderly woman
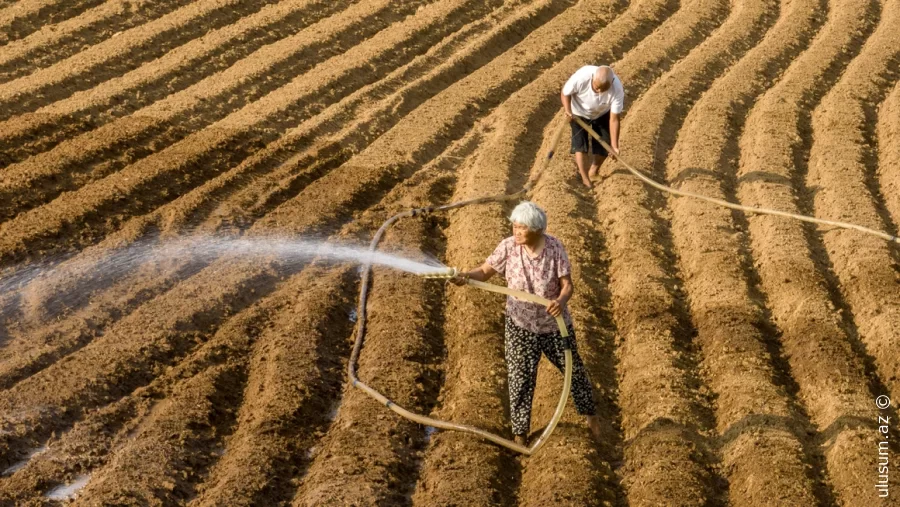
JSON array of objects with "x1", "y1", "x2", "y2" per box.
[{"x1": 451, "y1": 201, "x2": 601, "y2": 446}]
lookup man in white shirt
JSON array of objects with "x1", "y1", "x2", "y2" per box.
[{"x1": 560, "y1": 65, "x2": 624, "y2": 187}]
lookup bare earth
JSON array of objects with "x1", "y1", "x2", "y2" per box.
[{"x1": 1, "y1": 0, "x2": 899, "y2": 505}]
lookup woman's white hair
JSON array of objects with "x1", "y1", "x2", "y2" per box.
[{"x1": 509, "y1": 201, "x2": 547, "y2": 232}]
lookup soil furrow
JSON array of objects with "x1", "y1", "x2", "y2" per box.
[
  {"x1": 409, "y1": 136, "x2": 519, "y2": 507},
  {"x1": 0, "y1": 0, "x2": 102, "y2": 46},
  {"x1": 734, "y1": 0, "x2": 890, "y2": 504},
  {"x1": 0, "y1": 0, "x2": 492, "y2": 267},
  {"x1": 523, "y1": 130, "x2": 624, "y2": 506},
  {"x1": 190, "y1": 137, "x2": 476, "y2": 507},
  {"x1": 291, "y1": 176, "x2": 451, "y2": 506},
  {"x1": 0, "y1": 0, "x2": 282, "y2": 122},
  {"x1": 0, "y1": 0, "x2": 193, "y2": 84},
  {"x1": 0, "y1": 0, "x2": 359, "y2": 169},
  {"x1": 808, "y1": 0, "x2": 900, "y2": 409},
  {"x1": 0, "y1": 0, "x2": 526, "y2": 374},
  {"x1": 0, "y1": 240, "x2": 214, "y2": 391},
  {"x1": 0, "y1": 294, "x2": 271, "y2": 504},
  {"x1": 661, "y1": 0, "x2": 835, "y2": 503},
  {"x1": 195, "y1": 0, "x2": 569, "y2": 231},
  {"x1": 0, "y1": 256, "x2": 280, "y2": 472},
  {"x1": 185, "y1": 267, "x2": 356, "y2": 507},
  {"x1": 0, "y1": 0, "x2": 394, "y2": 217},
  {"x1": 71, "y1": 360, "x2": 246, "y2": 505},
  {"x1": 877, "y1": 82, "x2": 900, "y2": 235},
  {"x1": 434, "y1": 0, "x2": 685, "y2": 501},
  {"x1": 583, "y1": 0, "x2": 740, "y2": 503}
]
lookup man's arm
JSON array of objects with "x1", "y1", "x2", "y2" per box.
[
  {"x1": 561, "y1": 91, "x2": 573, "y2": 119},
  {"x1": 609, "y1": 112, "x2": 620, "y2": 154},
  {"x1": 547, "y1": 274, "x2": 574, "y2": 317}
]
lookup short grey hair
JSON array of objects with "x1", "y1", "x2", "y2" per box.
[{"x1": 509, "y1": 201, "x2": 547, "y2": 232}]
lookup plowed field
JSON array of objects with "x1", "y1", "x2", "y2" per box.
[{"x1": 1, "y1": 1, "x2": 899, "y2": 505}]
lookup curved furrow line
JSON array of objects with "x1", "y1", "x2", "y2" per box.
[
  {"x1": 191, "y1": 138, "x2": 476, "y2": 507},
  {"x1": 524, "y1": 125, "x2": 625, "y2": 506},
  {"x1": 808, "y1": 0, "x2": 900, "y2": 411},
  {"x1": 584, "y1": 0, "x2": 742, "y2": 503},
  {"x1": 734, "y1": 0, "x2": 889, "y2": 504},
  {"x1": 432, "y1": 0, "x2": 687, "y2": 501},
  {"x1": 193, "y1": 0, "x2": 576, "y2": 231},
  {"x1": 0, "y1": 0, "x2": 417, "y2": 221},
  {"x1": 0, "y1": 254, "x2": 279, "y2": 473},
  {"x1": 877, "y1": 82, "x2": 900, "y2": 239},
  {"x1": 662, "y1": 0, "x2": 834, "y2": 502},
  {"x1": 79, "y1": 266, "x2": 354, "y2": 506},
  {"x1": 184, "y1": 267, "x2": 357, "y2": 507},
  {"x1": 0, "y1": 0, "x2": 528, "y2": 390},
  {"x1": 289, "y1": 176, "x2": 452, "y2": 506},
  {"x1": 72, "y1": 361, "x2": 246, "y2": 505},
  {"x1": 0, "y1": 0, "x2": 101, "y2": 46},
  {"x1": 0, "y1": 0, "x2": 194, "y2": 84},
  {"x1": 0, "y1": 138, "x2": 464, "y2": 505},
  {"x1": 0, "y1": 0, "x2": 351, "y2": 170},
  {"x1": 0, "y1": 294, "x2": 271, "y2": 504},
  {"x1": 0, "y1": 0, "x2": 605, "y2": 476},
  {"x1": 0, "y1": 0, "x2": 493, "y2": 268},
  {"x1": 0, "y1": 0, "x2": 355, "y2": 169},
  {"x1": 0, "y1": 0, "x2": 293, "y2": 123},
  {"x1": 409, "y1": 139, "x2": 518, "y2": 507},
  {"x1": 0, "y1": 0, "x2": 540, "y2": 385},
  {"x1": 0, "y1": 235, "x2": 215, "y2": 391}
]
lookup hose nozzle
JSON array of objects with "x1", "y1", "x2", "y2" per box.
[{"x1": 420, "y1": 267, "x2": 458, "y2": 279}]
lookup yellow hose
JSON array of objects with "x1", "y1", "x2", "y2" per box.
[
  {"x1": 348, "y1": 110, "x2": 898, "y2": 460},
  {"x1": 351, "y1": 259, "x2": 574, "y2": 455},
  {"x1": 573, "y1": 117, "x2": 900, "y2": 244}
]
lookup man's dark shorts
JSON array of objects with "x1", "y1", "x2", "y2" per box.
[{"x1": 570, "y1": 112, "x2": 611, "y2": 156}]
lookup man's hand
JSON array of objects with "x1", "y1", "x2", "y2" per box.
[
  {"x1": 609, "y1": 146, "x2": 619, "y2": 160},
  {"x1": 546, "y1": 299, "x2": 564, "y2": 317}
]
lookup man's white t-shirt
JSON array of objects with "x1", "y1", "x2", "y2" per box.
[{"x1": 562, "y1": 65, "x2": 625, "y2": 119}]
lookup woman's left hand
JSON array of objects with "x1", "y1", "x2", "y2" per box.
[{"x1": 546, "y1": 299, "x2": 564, "y2": 317}]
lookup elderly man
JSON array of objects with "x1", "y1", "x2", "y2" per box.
[
  {"x1": 561, "y1": 65, "x2": 624, "y2": 187},
  {"x1": 451, "y1": 201, "x2": 601, "y2": 446}
]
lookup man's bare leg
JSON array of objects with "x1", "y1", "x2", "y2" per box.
[
  {"x1": 574, "y1": 151, "x2": 592, "y2": 187},
  {"x1": 588, "y1": 154, "x2": 606, "y2": 180},
  {"x1": 514, "y1": 434, "x2": 528, "y2": 447}
]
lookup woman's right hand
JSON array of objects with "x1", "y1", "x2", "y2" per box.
[{"x1": 448, "y1": 272, "x2": 470, "y2": 286}]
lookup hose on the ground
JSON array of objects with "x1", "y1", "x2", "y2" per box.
[
  {"x1": 348, "y1": 110, "x2": 898, "y2": 458},
  {"x1": 573, "y1": 117, "x2": 900, "y2": 245},
  {"x1": 349, "y1": 201, "x2": 574, "y2": 456}
]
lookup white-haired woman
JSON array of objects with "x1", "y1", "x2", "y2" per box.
[{"x1": 451, "y1": 201, "x2": 601, "y2": 446}]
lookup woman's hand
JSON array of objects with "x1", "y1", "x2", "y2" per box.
[
  {"x1": 546, "y1": 298, "x2": 565, "y2": 317},
  {"x1": 448, "y1": 272, "x2": 470, "y2": 286}
]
